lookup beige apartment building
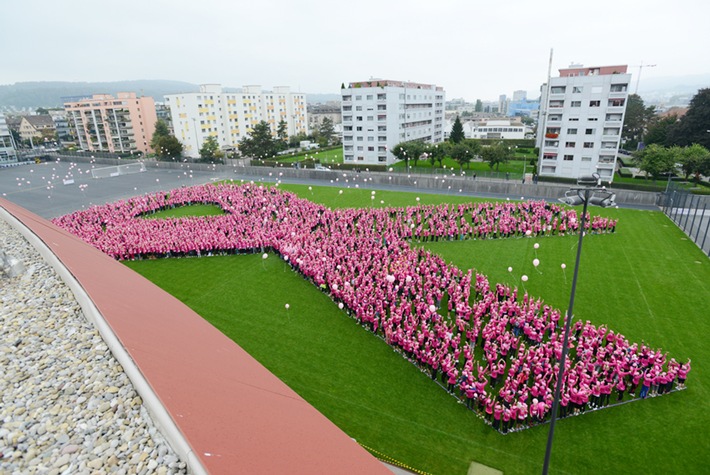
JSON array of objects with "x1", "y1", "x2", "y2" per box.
[{"x1": 64, "y1": 93, "x2": 157, "y2": 155}]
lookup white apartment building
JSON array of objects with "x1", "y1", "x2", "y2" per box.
[
  {"x1": 537, "y1": 64, "x2": 631, "y2": 181},
  {"x1": 341, "y1": 80, "x2": 445, "y2": 165},
  {"x1": 165, "y1": 84, "x2": 307, "y2": 158},
  {"x1": 0, "y1": 114, "x2": 18, "y2": 165},
  {"x1": 444, "y1": 119, "x2": 526, "y2": 140}
]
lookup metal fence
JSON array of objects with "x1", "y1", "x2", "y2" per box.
[{"x1": 660, "y1": 183, "x2": 710, "y2": 256}]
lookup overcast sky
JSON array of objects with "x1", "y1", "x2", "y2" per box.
[{"x1": 3, "y1": 0, "x2": 708, "y2": 101}]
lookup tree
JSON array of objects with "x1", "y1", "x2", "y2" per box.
[
  {"x1": 679, "y1": 143, "x2": 710, "y2": 182},
  {"x1": 666, "y1": 88, "x2": 710, "y2": 149},
  {"x1": 633, "y1": 144, "x2": 678, "y2": 181},
  {"x1": 450, "y1": 141, "x2": 478, "y2": 171},
  {"x1": 621, "y1": 94, "x2": 656, "y2": 151},
  {"x1": 481, "y1": 142, "x2": 513, "y2": 171},
  {"x1": 645, "y1": 115, "x2": 678, "y2": 146},
  {"x1": 153, "y1": 135, "x2": 183, "y2": 161},
  {"x1": 199, "y1": 135, "x2": 222, "y2": 162},
  {"x1": 426, "y1": 142, "x2": 449, "y2": 168},
  {"x1": 150, "y1": 119, "x2": 170, "y2": 152},
  {"x1": 391, "y1": 141, "x2": 424, "y2": 169},
  {"x1": 449, "y1": 116, "x2": 465, "y2": 143},
  {"x1": 276, "y1": 119, "x2": 288, "y2": 150},
  {"x1": 239, "y1": 121, "x2": 279, "y2": 159},
  {"x1": 318, "y1": 117, "x2": 335, "y2": 146}
]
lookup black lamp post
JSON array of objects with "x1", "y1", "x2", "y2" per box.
[{"x1": 542, "y1": 173, "x2": 615, "y2": 475}]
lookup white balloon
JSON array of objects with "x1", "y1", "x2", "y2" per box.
[
  {"x1": 521, "y1": 275, "x2": 529, "y2": 282},
  {"x1": 508, "y1": 267, "x2": 513, "y2": 272},
  {"x1": 429, "y1": 304, "x2": 437, "y2": 313},
  {"x1": 561, "y1": 263, "x2": 567, "y2": 269},
  {"x1": 285, "y1": 304, "x2": 290, "y2": 309},
  {"x1": 339, "y1": 190, "x2": 343, "y2": 194},
  {"x1": 338, "y1": 302, "x2": 344, "y2": 309},
  {"x1": 332, "y1": 284, "x2": 339, "y2": 291},
  {"x1": 262, "y1": 253, "x2": 268, "y2": 259},
  {"x1": 534, "y1": 243, "x2": 540, "y2": 249},
  {"x1": 533, "y1": 259, "x2": 540, "y2": 267},
  {"x1": 525, "y1": 230, "x2": 532, "y2": 236}
]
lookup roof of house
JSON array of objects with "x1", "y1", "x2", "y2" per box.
[{"x1": 22, "y1": 115, "x2": 56, "y2": 129}]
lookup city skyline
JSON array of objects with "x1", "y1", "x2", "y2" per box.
[{"x1": 2, "y1": 0, "x2": 709, "y2": 102}]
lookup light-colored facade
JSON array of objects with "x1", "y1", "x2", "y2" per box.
[
  {"x1": 536, "y1": 64, "x2": 631, "y2": 181},
  {"x1": 64, "y1": 93, "x2": 157, "y2": 155},
  {"x1": 341, "y1": 80, "x2": 445, "y2": 165},
  {"x1": 165, "y1": 84, "x2": 307, "y2": 158},
  {"x1": 0, "y1": 114, "x2": 18, "y2": 164},
  {"x1": 18, "y1": 115, "x2": 55, "y2": 142},
  {"x1": 444, "y1": 119, "x2": 526, "y2": 140}
]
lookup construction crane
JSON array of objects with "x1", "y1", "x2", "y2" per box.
[{"x1": 633, "y1": 62, "x2": 657, "y2": 94}]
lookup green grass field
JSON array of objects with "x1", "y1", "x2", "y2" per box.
[{"x1": 124, "y1": 185, "x2": 710, "y2": 474}]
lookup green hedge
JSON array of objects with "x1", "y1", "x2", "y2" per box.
[
  {"x1": 250, "y1": 159, "x2": 387, "y2": 173},
  {"x1": 476, "y1": 138, "x2": 535, "y2": 148},
  {"x1": 618, "y1": 167, "x2": 633, "y2": 178}
]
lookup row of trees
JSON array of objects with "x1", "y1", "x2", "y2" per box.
[
  {"x1": 391, "y1": 139, "x2": 515, "y2": 172},
  {"x1": 623, "y1": 88, "x2": 710, "y2": 151},
  {"x1": 634, "y1": 143, "x2": 710, "y2": 182},
  {"x1": 149, "y1": 116, "x2": 338, "y2": 162}
]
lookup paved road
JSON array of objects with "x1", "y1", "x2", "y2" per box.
[
  {"x1": 1, "y1": 158, "x2": 658, "y2": 220},
  {"x1": 1, "y1": 161, "x2": 238, "y2": 219}
]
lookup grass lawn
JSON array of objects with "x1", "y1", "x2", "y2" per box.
[
  {"x1": 276, "y1": 147, "x2": 343, "y2": 164},
  {"x1": 140, "y1": 203, "x2": 226, "y2": 219},
  {"x1": 392, "y1": 158, "x2": 529, "y2": 177},
  {"x1": 124, "y1": 185, "x2": 710, "y2": 474}
]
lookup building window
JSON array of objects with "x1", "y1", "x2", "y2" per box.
[
  {"x1": 583, "y1": 142, "x2": 594, "y2": 148},
  {"x1": 368, "y1": 146, "x2": 374, "y2": 151},
  {"x1": 566, "y1": 142, "x2": 576, "y2": 148},
  {"x1": 585, "y1": 128, "x2": 595, "y2": 135},
  {"x1": 589, "y1": 100, "x2": 601, "y2": 107},
  {"x1": 366, "y1": 95, "x2": 373, "y2": 100},
  {"x1": 572, "y1": 86, "x2": 583, "y2": 93},
  {"x1": 581, "y1": 156, "x2": 592, "y2": 162},
  {"x1": 588, "y1": 117, "x2": 599, "y2": 122},
  {"x1": 571, "y1": 101, "x2": 581, "y2": 107},
  {"x1": 610, "y1": 84, "x2": 628, "y2": 92},
  {"x1": 550, "y1": 86, "x2": 566, "y2": 94},
  {"x1": 569, "y1": 117, "x2": 579, "y2": 122},
  {"x1": 564, "y1": 155, "x2": 574, "y2": 161},
  {"x1": 567, "y1": 128, "x2": 578, "y2": 134}
]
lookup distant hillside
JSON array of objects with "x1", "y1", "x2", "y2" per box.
[
  {"x1": 0, "y1": 80, "x2": 200, "y2": 110},
  {"x1": 0, "y1": 80, "x2": 341, "y2": 110}
]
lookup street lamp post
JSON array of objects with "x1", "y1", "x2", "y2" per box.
[{"x1": 542, "y1": 173, "x2": 615, "y2": 475}]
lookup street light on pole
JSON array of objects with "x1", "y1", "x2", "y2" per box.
[{"x1": 542, "y1": 173, "x2": 616, "y2": 475}]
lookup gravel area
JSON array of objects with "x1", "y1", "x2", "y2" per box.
[{"x1": 0, "y1": 218, "x2": 187, "y2": 475}]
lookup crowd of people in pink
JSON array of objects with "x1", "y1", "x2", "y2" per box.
[{"x1": 53, "y1": 183, "x2": 690, "y2": 433}]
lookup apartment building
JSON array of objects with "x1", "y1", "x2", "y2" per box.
[
  {"x1": 537, "y1": 64, "x2": 631, "y2": 181},
  {"x1": 341, "y1": 80, "x2": 445, "y2": 165},
  {"x1": 64, "y1": 93, "x2": 157, "y2": 155},
  {"x1": 0, "y1": 114, "x2": 18, "y2": 164},
  {"x1": 165, "y1": 84, "x2": 307, "y2": 158}
]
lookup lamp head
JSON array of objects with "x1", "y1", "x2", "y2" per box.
[{"x1": 577, "y1": 173, "x2": 600, "y2": 187}]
